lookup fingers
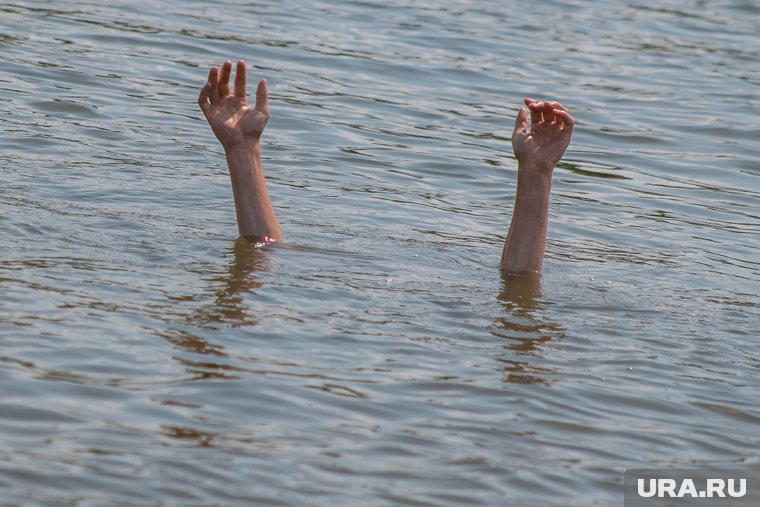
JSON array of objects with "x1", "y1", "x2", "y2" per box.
[
  {"x1": 234, "y1": 60, "x2": 247, "y2": 98},
  {"x1": 532, "y1": 101, "x2": 558, "y2": 124},
  {"x1": 197, "y1": 82, "x2": 212, "y2": 115},
  {"x1": 218, "y1": 60, "x2": 232, "y2": 98},
  {"x1": 513, "y1": 107, "x2": 528, "y2": 138},
  {"x1": 254, "y1": 79, "x2": 269, "y2": 116},
  {"x1": 548, "y1": 101, "x2": 573, "y2": 133},
  {"x1": 550, "y1": 101, "x2": 568, "y2": 113},
  {"x1": 527, "y1": 99, "x2": 544, "y2": 124},
  {"x1": 522, "y1": 98, "x2": 574, "y2": 134},
  {"x1": 198, "y1": 66, "x2": 220, "y2": 114},
  {"x1": 553, "y1": 108, "x2": 575, "y2": 135},
  {"x1": 542, "y1": 103, "x2": 557, "y2": 124}
]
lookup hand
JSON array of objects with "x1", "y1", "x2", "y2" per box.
[
  {"x1": 198, "y1": 60, "x2": 269, "y2": 150},
  {"x1": 512, "y1": 98, "x2": 574, "y2": 172}
]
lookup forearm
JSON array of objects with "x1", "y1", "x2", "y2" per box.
[
  {"x1": 500, "y1": 163, "x2": 553, "y2": 273},
  {"x1": 224, "y1": 141, "x2": 283, "y2": 241}
]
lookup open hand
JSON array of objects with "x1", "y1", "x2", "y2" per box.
[
  {"x1": 512, "y1": 98, "x2": 574, "y2": 172},
  {"x1": 198, "y1": 60, "x2": 269, "y2": 150}
]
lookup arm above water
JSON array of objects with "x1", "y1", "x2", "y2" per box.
[
  {"x1": 197, "y1": 59, "x2": 283, "y2": 242},
  {"x1": 500, "y1": 99, "x2": 574, "y2": 274}
]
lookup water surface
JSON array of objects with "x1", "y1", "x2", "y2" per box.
[{"x1": 1, "y1": 1, "x2": 759, "y2": 505}]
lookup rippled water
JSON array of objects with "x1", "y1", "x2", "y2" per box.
[{"x1": 1, "y1": 1, "x2": 759, "y2": 505}]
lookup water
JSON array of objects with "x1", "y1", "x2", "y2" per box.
[{"x1": 1, "y1": 1, "x2": 758, "y2": 505}]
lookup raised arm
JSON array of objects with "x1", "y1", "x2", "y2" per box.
[
  {"x1": 198, "y1": 60, "x2": 283, "y2": 242},
  {"x1": 500, "y1": 99, "x2": 574, "y2": 273}
]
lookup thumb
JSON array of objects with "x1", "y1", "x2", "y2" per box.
[
  {"x1": 255, "y1": 79, "x2": 269, "y2": 116},
  {"x1": 513, "y1": 107, "x2": 528, "y2": 138}
]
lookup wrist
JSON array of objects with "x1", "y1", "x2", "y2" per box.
[
  {"x1": 517, "y1": 157, "x2": 554, "y2": 174},
  {"x1": 224, "y1": 138, "x2": 261, "y2": 155},
  {"x1": 224, "y1": 139, "x2": 263, "y2": 179},
  {"x1": 516, "y1": 162, "x2": 553, "y2": 194}
]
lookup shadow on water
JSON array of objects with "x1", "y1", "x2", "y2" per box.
[{"x1": 491, "y1": 272, "x2": 564, "y2": 384}]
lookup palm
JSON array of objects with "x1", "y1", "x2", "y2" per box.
[
  {"x1": 207, "y1": 97, "x2": 267, "y2": 147},
  {"x1": 513, "y1": 124, "x2": 571, "y2": 167},
  {"x1": 512, "y1": 99, "x2": 574, "y2": 171},
  {"x1": 198, "y1": 60, "x2": 270, "y2": 150}
]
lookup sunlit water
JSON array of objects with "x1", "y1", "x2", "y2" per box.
[{"x1": 1, "y1": 1, "x2": 759, "y2": 505}]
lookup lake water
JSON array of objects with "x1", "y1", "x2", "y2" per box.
[{"x1": 1, "y1": 1, "x2": 759, "y2": 505}]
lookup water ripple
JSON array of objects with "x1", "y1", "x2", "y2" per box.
[{"x1": 1, "y1": 0, "x2": 759, "y2": 505}]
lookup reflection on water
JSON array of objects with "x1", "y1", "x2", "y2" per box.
[
  {"x1": 158, "y1": 238, "x2": 270, "y2": 380},
  {"x1": 493, "y1": 273, "x2": 563, "y2": 384},
  {"x1": 188, "y1": 237, "x2": 269, "y2": 329}
]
